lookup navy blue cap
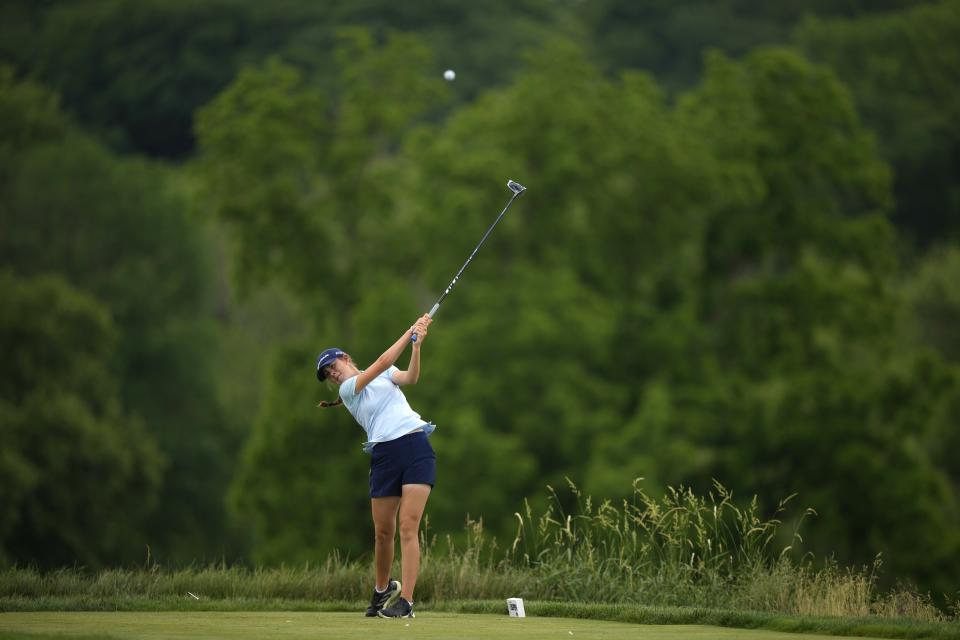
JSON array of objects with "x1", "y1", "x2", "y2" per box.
[{"x1": 316, "y1": 348, "x2": 345, "y2": 381}]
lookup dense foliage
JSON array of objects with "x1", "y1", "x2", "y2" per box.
[
  {"x1": 2, "y1": 0, "x2": 958, "y2": 604},
  {"x1": 0, "y1": 68, "x2": 240, "y2": 564}
]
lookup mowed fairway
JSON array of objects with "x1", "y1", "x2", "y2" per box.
[{"x1": 0, "y1": 612, "x2": 869, "y2": 640}]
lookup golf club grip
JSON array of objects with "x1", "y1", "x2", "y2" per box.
[{"x1": 411, "y1": 303, "x2": 441, "y2": 342}]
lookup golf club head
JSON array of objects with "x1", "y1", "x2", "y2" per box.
[{"x1": 507, "y1": 179, "x2": 526, "y2": 195}]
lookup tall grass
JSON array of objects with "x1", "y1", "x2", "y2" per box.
[
  {"x1": 1, "y1": 480, "x2": 954, "y2": 623},
  {"x1": 496, "y1": 479, "x2": 950, "y2": 620},
  {"x1": 503, "y1": 479, "x2": 810, "y2": 606}
]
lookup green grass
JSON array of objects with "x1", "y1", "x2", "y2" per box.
[
  {"x1": 4, "y1": 481, "x2": 951, "y2": 620},
  {"x1": 1, "y1": 599, "x2": 958, "y2": 639},
  {"x1": 2, "y1": 482, "x2": 957, "y2": 638},
  {"x1": 0, "y1": 611, "x2": 934, "y2": 640}
]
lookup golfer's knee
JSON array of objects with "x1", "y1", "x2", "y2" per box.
[
  {"x1": 398, "y1": 517, "x2": 420, "y2": 543},
  {"x1": 374, "y1": 525, "x2": 395, "y2": 546}
]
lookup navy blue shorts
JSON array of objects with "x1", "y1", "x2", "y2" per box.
[{"x1": 369, "y1": 431, "x2": 436, "y2": 498}]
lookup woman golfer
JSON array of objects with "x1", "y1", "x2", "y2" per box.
[{"x1": 316, "y1": 313, "x2": 434, "y2": 619}]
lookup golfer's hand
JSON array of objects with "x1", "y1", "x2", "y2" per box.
[{"x1": 411, "y1": 315, "x2": 432, "y2": 344}]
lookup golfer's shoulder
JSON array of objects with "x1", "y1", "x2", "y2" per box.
[{"x1": 339, "y1": 375, "x2": 359, "y2": 399}]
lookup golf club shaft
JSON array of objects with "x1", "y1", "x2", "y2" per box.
[{"x1": 412, "y1": 180, "x2": 526, "y2": 341}]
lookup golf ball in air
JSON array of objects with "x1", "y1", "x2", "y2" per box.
[{"x1": 444, "y1": 69, "x2": 456, "y2": 81}]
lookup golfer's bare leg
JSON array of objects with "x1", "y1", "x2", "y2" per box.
[
  {"x1": 397, "y1": 483, "x2": 432, "y2": 601},
  {"x1": 371, "y1": 496, "x2": 401, "y2": 590}
]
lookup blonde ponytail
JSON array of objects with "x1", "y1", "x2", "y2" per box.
[{"x1": 317, "y1": 397, "x2": 344, "y2": 408}]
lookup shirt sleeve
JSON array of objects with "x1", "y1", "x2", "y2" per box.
[
  {"x1": 385, "y1": 365, "x2": 400, "y2": 385},
  {"x1": 339, "y1": 375, "x2": 358, "y2": 402}
]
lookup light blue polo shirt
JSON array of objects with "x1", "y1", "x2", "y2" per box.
[{"x1": 339, "y1": 365, "x2": 434, "y2": 453}]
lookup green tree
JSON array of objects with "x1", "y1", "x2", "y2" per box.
[
  {"x1": 0, "y1": 65, "x2": 66, "y2": 179},
  {"x1": 796, "y1": 0, "x2": 960, "y2": 244},
  {"x1": 0, "y1": 1, "x2": 54, "y2": 71},
  {"x1": 29, "y1": 0, "x2": 322, "y2": 156},
  {"x1": 211, "y1": 35, "x2": 720, "y2": 551},
  {"x1": 577, "y1": 0, "x2": 931, "y2": 92},
  {"x1": 677, "y1": 48, "x2": 960, "y2": 594},
  {"x1": 900, "y1": 246, "x2": 960, "y2": 523},
  {"x1": 203, "y1": 29, "x2": 960, "y2": 597},
  {"x1": 8, "y1": 0, "x2": 572, "y2": 158},
  {"x1": 398, "y1": 39, "x2": 720, "y2": 519},
  {"x1": 229, "y1": 342, "x2": 370, "y2": 563},
  {"x1": 196, "y1": 31, "x2": 445, "y2": 307},
  {"x1": 203, "y1": 32, "x2": 450, "y2": 560},
  {"x1": 0, "y1": 69, "x2": 237, "y2": 564},
  {"x1": 0, "y1": 271, "x2": 163, "y2": 567},
  {"x1": 902, "y1": 246, "x2": 960, "y2": 363}
]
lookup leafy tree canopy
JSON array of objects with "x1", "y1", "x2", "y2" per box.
[
  {"x1": 0, "y1": 271, "x2": 163, "y2": 567},
  {"x1": 0, "y1": 67, "x2": 237, "y2": 564}
]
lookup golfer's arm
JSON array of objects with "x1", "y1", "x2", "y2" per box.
[
  {"x1": 393, "y1": 345, "x2": 421, "y2": 386},
  {"x1": 354, "y1": 327, "x2": 414, "y2": 393}
]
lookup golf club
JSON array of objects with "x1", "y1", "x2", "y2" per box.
[{"x1": 412, "y1": 179, "x2": 526, "y2": 341}]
